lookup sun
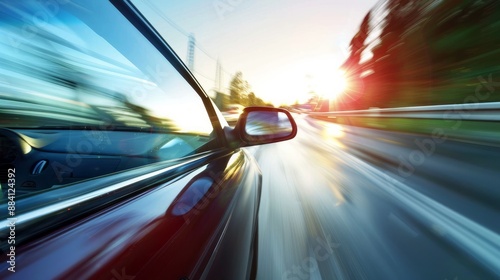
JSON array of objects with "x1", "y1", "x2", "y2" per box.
[
  {"x1": 300, "y1": 56, "x2": 350, "y2": 101},
  {"x1": 327, "y1": 69, "x2": 348, "y2": 99}
]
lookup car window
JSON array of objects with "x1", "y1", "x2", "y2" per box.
[{"x1": 0, "y1": 0, "x2": 216, "y2": 197}]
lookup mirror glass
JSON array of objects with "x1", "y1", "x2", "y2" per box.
[{"x1": 245, "y1": 111, "x2": 293, "y2": 137}]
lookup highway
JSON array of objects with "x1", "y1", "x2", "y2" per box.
[{"x1": 250, "y1": 114, "x2": 500, "y2": 280}]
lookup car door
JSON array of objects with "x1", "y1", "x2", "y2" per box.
[
  {"x1": 0, "y1": 0, "x2": 261, "y2": 279},
  {"x1": 1, "y1": 150, "x2": 261, "y2": 280}
]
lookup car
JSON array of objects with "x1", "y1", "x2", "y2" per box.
[{"x1": 0, "y1": 0, "x2": 297, "y2": 279}]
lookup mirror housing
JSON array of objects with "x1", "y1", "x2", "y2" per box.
[{"x1": 226, "y1": 107, "x2": 297, "y2": 147}]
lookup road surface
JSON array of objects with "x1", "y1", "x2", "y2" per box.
[{"x1": 250, "y1": 113, "x2": 500, "y2": 280}]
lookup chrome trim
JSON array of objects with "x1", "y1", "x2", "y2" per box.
[
  {"x1": 0, "y1": 152, "x2": 216, "y2": 234},
  {"x1": 31, "y1": 160, "x2": 48, "y2": 175}
]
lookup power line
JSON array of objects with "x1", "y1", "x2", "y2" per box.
[
  {"x1": 143, "y1": 0, "x2": 190, "y2": 37},
  {"x1": 143, "y1": 0, "x2": 220, "y2": 64},
  {"x1": 193, "y1": 70, "x2": 215, "y2": 82},
  {"x1": 142, "y1": 0, "x2": 236, "y2": 91}
]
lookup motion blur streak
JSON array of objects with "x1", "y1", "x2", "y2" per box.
[
  {"x1": 338, "y1": 0, "x2": 500, "y2": 111},
  {"x1": 251, "y1": 114, "x2": 499, "y2": 280}
]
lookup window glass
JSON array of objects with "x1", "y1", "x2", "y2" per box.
[
  {"x1": 0, "y1": 0, "x2": 214, "y2": 135},
  {"x1": 0, "y1": 0, "x2": 216, "y2": 196}
]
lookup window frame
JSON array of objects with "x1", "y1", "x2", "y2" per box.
[{"x1": 110, "y1": 0, "x2": 228, "y2": 149}]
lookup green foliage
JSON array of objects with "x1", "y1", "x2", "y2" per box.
[
  {"x1": 227, "y1": 72, "x2": 267, "y2": 107},
  {"x1": 338, "y1": 0, "x2": 500, "y2": 110},
  {"x1": 210, "y1": 72, "x2": 269, "y2": 111},
  {"x1": 229, "y1": 71, "x2": 245, "y2": 105}
]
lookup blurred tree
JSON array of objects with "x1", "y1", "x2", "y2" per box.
[
  {"x1": 425, "y1": 0, "x2": 500, "y2": 104},
  {"x1": 213, "y1": 90, "x2": 229, "y2": 110},
  {"x1": 229, "y1": 71, "x2": 245, "y2": 105},
  {"x1": 364, "y1": 0, "x2": 412, "y2": 108},
  {"x1": 344, "y1": 12, "x2": 370, "y2": 75},
  {"x1": 248, "y1": 92, "x2": 256, "y2": 106},
  {"x1": 338, "y1": 12, "x2": 371, "y2": 110},
  {"x1": 340, "y1": 0, "x2": 500, "y2": 110},
  {"x1": 225, "y1": 71, "x2": 268, "y2": 108}
]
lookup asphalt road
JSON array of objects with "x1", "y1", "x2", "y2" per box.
[{"x1": 250, "y1": 114, "x2": 500, "y2": 280}]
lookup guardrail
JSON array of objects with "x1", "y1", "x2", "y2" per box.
[{"x1": 308, "y1": 102, "x2": 500, "y2": 121}]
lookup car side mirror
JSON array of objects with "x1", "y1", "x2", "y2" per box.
[{"x1": 232, "y1": 107, "x2": 297, "y2": 146}]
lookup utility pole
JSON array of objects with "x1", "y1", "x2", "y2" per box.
[
  {"x1": 187, "y1": 33, "x2": 195, "y2": 71},
  {"x1": 215, "y1": 59, "x2": 222, "y2": 92}
]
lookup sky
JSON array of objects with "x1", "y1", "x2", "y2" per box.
[{"x1": 132, "y1": 0, "x2": 379, "y2": 106}]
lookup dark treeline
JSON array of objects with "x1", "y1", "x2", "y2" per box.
[
  {"x1": 337, "y1": 0, "x2": 500, "y2": 110},
  {"x1": 213, "y1": 71, "x2": 271, "y2": 111}
]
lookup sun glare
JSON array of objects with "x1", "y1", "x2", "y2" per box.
[
  {"x1": 302, "y1": 56, "x2": 349, "y2": 101},
  {"x1": 253, "y1": 55, "x2": 349, "y2": 106},
  {"x1": 328, "y1": 70, "x2": 348, "y2": 99}
]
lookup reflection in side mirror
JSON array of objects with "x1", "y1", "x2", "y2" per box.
[
  {"x1": 245, "y1": 111, "x2": 293, "y2": 137},
  {"x1": 238, "y1": 107, "x2": 297, "y2": 146}
]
